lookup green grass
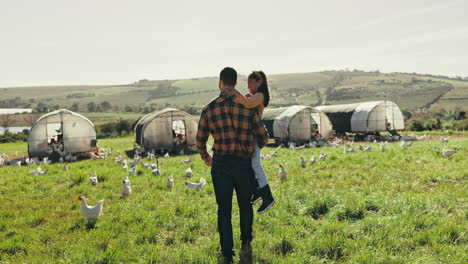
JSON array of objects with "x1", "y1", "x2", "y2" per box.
[{"x1": 0, "y1": 137, "x2": 467, "y2": 263}]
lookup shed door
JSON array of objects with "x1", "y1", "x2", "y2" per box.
[
  {"x1": 172, "y1": 120, "x2": 186, "y2": 147},
  {"x1": 145, "y1": 118, "x2": 173, "y2": 149},
  {"x1": 46, "y1": 123, "x2": 62, "y2": 143},
  {"x1": 289, "y1": 112, "x2": 312, "y2": 142}
]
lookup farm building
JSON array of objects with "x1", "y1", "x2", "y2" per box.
[
  {"x1": 262, "y1": 105, "x2": 333, "y2": 144},
  {"x1": 27, "y1": 109, "x2": 97, "y2": 158},
  {"x1": 315, "y1": 101, "x2": 404, "y2": 134},
  {"x1": 134, "y1": 108, "x2": 198, "y2": 153}
]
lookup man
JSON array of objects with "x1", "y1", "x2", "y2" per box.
[{"x1": 196, "y1": 67, "x2": 269, "y2": 263}]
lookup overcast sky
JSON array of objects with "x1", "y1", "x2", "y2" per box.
[{"x1": 1, "y1": 0, "x2": 467, "y2": 87}]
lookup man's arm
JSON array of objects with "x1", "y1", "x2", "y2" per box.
[
  {"x1": 251, "y1": 109, "x2": 269, "y2": 148},
  {"x1": 196, "y1": 108, "x2": 212, "y2": 166}
]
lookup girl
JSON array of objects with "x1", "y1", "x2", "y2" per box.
[{"x1": 225, "y1": 71, "x2": 275, "y2": 214}]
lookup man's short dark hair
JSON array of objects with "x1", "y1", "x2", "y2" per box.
[{"x1": 219, "y1": 67, "x2": 237, "y2": 86}]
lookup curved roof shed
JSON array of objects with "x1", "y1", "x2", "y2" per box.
[
  {"x1": 134, "y1": 108, "x2": 198, "y2": 152},
  {"x1": 27, "y1": 109, "x2": 97, "y2": 157},
  {"x1": 315, "y1": 101, "x2": 404, "y2": 133},
  {"x1": 262, "y1": 105, "x2": 317, "y2": 144}
]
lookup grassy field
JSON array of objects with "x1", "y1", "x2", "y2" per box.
[{"x1": 0, "y1": 137, "x2": 467, "y2": 263}]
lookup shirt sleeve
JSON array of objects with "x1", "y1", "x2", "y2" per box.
[
  {"x1": 250, "y1": 108, "x2": 269, "y2": 148},
  {"x1": 196, "y1": 108, "x2": 210, "y2": 159}
]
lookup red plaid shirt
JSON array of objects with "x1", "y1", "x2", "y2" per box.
[{"x1": 196, "y1": 90, "x2": 269, "y2": 159}]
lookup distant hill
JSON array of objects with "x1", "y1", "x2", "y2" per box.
[{"x1": 1, "y1": 70, "x2": 467, "y2": 111}]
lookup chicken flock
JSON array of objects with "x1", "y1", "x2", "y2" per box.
[{"x1": 0, "y1": 136, "x2": 462, "y2": 225}]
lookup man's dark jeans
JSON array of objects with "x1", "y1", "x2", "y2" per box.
[{"x1": 211, "y1": 154, "x2": 256, "y2": 257}]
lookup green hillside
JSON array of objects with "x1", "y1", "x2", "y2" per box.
[{"x1": 1, "y1": 71, "x2": 467, "y2": 112}]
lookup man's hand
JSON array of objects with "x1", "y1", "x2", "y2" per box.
[{"x1": 202, "y1": 154, "x2": 213, "y2": 166}]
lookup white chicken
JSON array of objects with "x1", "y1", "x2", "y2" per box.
[
  {"x1": 26, "y1": 157, "x2": 35, "y2": 166},
  {"x1": 185, "y1": 177, "x2": 206, "y2": 190},
  {"x1": 152, "y1": 166, "x2": 161, "y2": 176},
  {"x1": 63, "y1": 163, "x2": 69, "y2": 171},
  {"x1": 65, "y1": 154, "x2": 77, "y2": 162},
  {"x1": 440, "y1": 136, "x2": 450, "y2": 142},
  {"x1": 14, "y1": 160, "x2": 22, "y2": 167},
  {"x1": 78, "y1": 195, "x2": 104, "y2": 221},
  {"x1": 363, "y1": 146, "x2": 372, "y2": 152},
  {"x1": 91, "y1": 153, "x2": 102, "y2": 160},
  {"x1": 185, "y1": 167, "x2": 193, "y2": 178},
  {"x1": 319, "y1": 152, "x2": 327, "y2": 161},
  {"x1": 293, "y1": 145, "x2": 305, "y2": 151},
  {"x1": 309, "y1": 155, "x2": 316, "y2": 166},
  {"x1": 344, "y1": 148, "x2": 355, "y2": 154},
  {"x1": 38, "y1": 169, "x2": 49, "y2": 176},
  {"x1": 147, "y1": 152, "x2": 155, "y2": 160},
  {"x1": 121, "y1": 177, "x2": 131, "y2": 197},
  {"x1": 300, "y1": 156, "x2": 306, "y2": 168},
  {"x1": 400, "y1": 140, "x2": 406, "y2": 148},
  {"x1": 270, "y1": 151, "x2": 278, "y2": 158},
  {"x1": 379, "y1": 143, "x2": 387, "y2": 152},
  {"x1": 129, "y1": 159, "x2": 139, "y2": 167},
  {"x1": 122, "y1": 163, "x2": 128, "y2": 171},
  {"x1": 278, "y1": 164, "x2": 287, "y2": 180},
  {"x1": 442, "y1": 149, "x2": 458, "y2": 158},
  {"x1": 164, "y1": 152, "x2": 170, "y2": 158},
  {"x1": 30, "y1": 167, "x2": 44, "y2": 176},
  {"x1": 128, "y1": 166, "x2": 137, "y2": 176},
  {"x1": 182, "y1": 156, "x2": 193, "y2": 164},
  {"x1": 140, "y1": 162, "x2": 150, "y2": 169},
  {"x1": 57, "y1": 147, "x2": 66, "y2": 157},
  {"x1": 166, "y1": 175, "x2": 174, "y2": 189},
  {"x1": 90, "y1": 172, "x2": 98, "y2": 185}
]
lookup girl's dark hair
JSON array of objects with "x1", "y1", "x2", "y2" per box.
[{"x1": 248, "y1": 71, "x2": 270, "y2": 107}]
